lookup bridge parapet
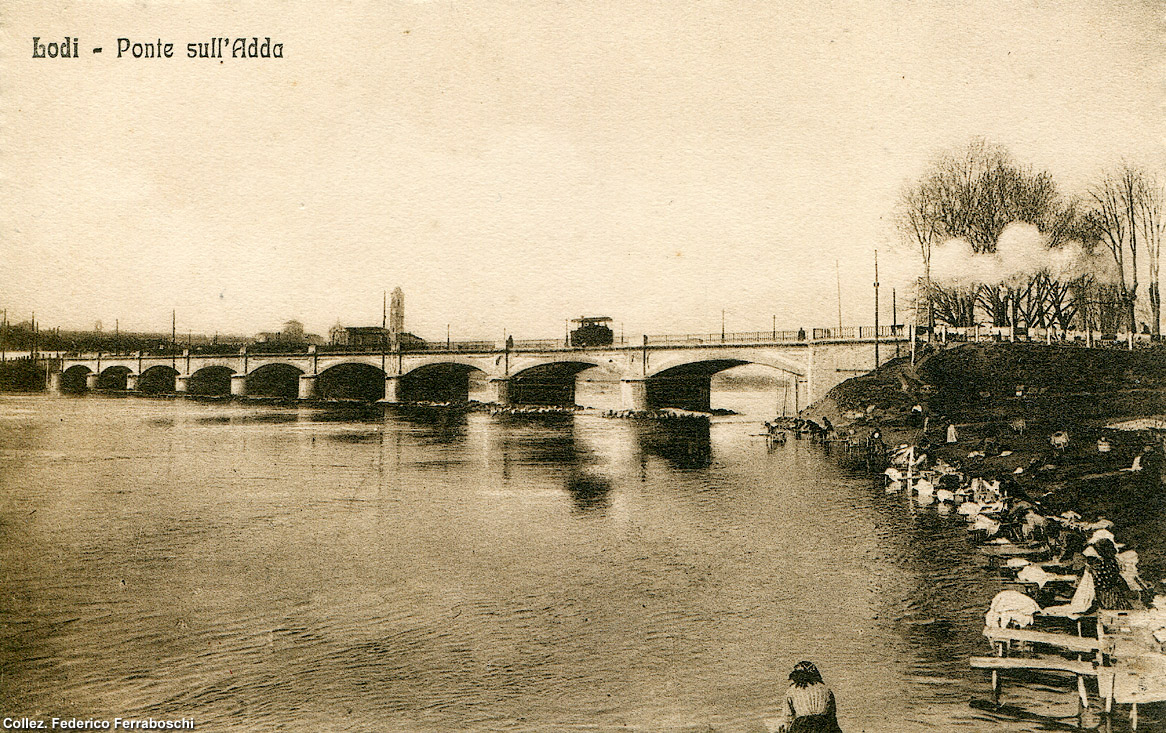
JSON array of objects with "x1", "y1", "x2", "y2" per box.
[{"x1": 645, "y1": 330, "x2": 806, "y2": 345}]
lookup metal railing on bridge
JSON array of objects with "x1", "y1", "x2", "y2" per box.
[
  {"x1": 812, "y1": 325, "x2": 905, "y2": 341},
  {"x1": 314, "y1": 340, "x2": 499, "y2": 355},
  {"x1": 645, "y1": 330, "x2": 805, "y2": 345},
  {"x1": 644, "y1": 326, "x2": 907, "y2": 345}
]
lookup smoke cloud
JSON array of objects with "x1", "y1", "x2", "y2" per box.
[{"x1": 930, "y1": 222, "x2": 1118, "y2": 287}]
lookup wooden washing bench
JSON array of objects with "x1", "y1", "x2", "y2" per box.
[{"x1": 971, "y1": 625, "x2": 1110, "y2": 713}]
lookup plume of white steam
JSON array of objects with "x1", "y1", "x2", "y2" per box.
[
  {"x1": 930, "y1": 237, "x2": 980, "y2": 287},
  {"x1": 930, "y1": 222, "x2": 1119, "y2": 287}
]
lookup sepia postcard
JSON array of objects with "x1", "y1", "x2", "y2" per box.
[{"x1": 2, "y1": 2, "x2": 1165, "y2": 731}]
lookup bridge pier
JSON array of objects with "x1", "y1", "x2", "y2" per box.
[
  {"x1": 298, "y1": 375, "x2": 318, "y2": 400},
  {"x1": 85, "y1": 373, "x2": 100, "y2": 391},
  {"x1": 651, "y1": 377, "x2": 712, "y2": 412},
  {"x1": 175, "y1": 376, "x2": 190, "y2": 393},
  {"x1": 230, "y1": 375, "x2": 247, "y2": 397},
  {"x1": 49, "y1": 371, "x2": 63, "y2": 394},
  {"x1": 620, "y1": 379, "x2": 650, "y2": 412},
  {"x1": 125, "y1": 375, "x2": 138, "y2": 391},
  {"x1": 486, "y1": 378, "x2": 512, "y2": 405},
  {"x1": 510, "y1": 377, "x2": 577, "y2": 407},
  {"x1": 382, "y1": 375, "x2": 403, "y2": 403},
  {"x1": 620, "y1": 377, "x2": 712, "y2": 412}
]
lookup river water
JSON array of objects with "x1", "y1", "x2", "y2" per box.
[{"x1": 0, "y1": 389, "x2": 1127, "y2": 732}]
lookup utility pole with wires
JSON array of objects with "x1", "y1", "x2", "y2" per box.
[
  {"x1": 874, "y1": 249, "x2": 880, "y2": 368},
  {"x1": 893, "y1": 288, "x2": 899, "y2": 359}
]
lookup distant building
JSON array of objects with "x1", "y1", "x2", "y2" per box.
[
  {"x1": 329, "y1": 287, "x2": 415, "y2": 348},
  {"x1": 257, "y1": 319, "x2": 321, "y2": 345},
  {"x1": 334, "y1": 326, "x2": 390, "y2": 348},
  {"x1": 330, "y1": 325, "x2": 425, "y2": 349}
]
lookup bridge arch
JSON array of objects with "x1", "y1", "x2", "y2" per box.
[
  {"x1": 316, "y1": 362, "x2": 386, "y2": 402},
  {"x1": 645, "y1": 352, "x2": 805, "y2": 380},
  {"x1": 639, "y1": 356, "x2": 804, "y2": 413},
  {"x1": 245, "y1": 363, "x2": 303, "y2": 399},
  {"x1": 60, "y1": 365, "x2": 93, "y2": 393},
  {"x1": 508, "y1": 360, "x2": 606, "y2": 407},
  {"x1": 189, "y1": 365, "x2": 235, "y2": 396},
  {"x1": 139, "y1": 365, "x2": 179, "y2": 394},
  {"x1": 398, "y1": 362, "x2": 486, "y2": 404},
  {"x1": 97, "y1": 365, "x2": 134, "y2": 390}
]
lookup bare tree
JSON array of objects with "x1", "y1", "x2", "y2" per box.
[
  {"x1": 899, "y1": 186, "x2": 939, "y2": 332},
  {"x1": 1089, "y1": 165, "x2": 1146, "y2": 333},
  {"x1": 898, "y1": 139, "x2": 1065, "y2": 329},
  {"x1": 930, "y1": 284, "x2": 976, "y2": 327},
  {"x1": 1134, "y1": 174, "x2": 1163, "y2": 337}
]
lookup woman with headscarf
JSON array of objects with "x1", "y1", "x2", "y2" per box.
[
  {"x1": 1088, "y1": 539, "x2": 1140, "y2": 611},
  {"x1": 1044, "y1": 537, "x2": 1138, "y2": 617},
  {"x1": 767, "y1": 661, "x2": 843, "y2": 733}
]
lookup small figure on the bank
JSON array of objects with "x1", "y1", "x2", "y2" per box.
[
  {"x1": 1017, "y1": 508, "x2": 1049, "y2": 542},
  {"x1": 1045, "y1": 538, "x2": 1139, "y2": 617},
  {"x1": 766, "y1": 661, "x2": 843, "y2": 733},
  {"x1": 1121, "y1": 452, "x2": 1144, "y2": 473},
  {"x1": 1087, "y1": 539, "x2": 1140, "y2": 611},
  {"x1": 982, "y1": 435, "x2": 1000, "y2": 457},
  {"x1": 1120, "y1": 445, "x2": 1157, "y2": 474},
  {"x1": 1096, "y1": 436, "x2": 1112, "y2": 453},
  {"x1": 1053, "y1": 531, "x2": 1088, "y2": 572},
  {"x1": 1009, "y1": 417, "x2": 1027, "y2": 436},
  {"x1": 821, "y1": 416, "x2": 835, "y2": 440},
  {"x1": 909, "y1": 403, "x2": 924, "y2": 428},
  {"x1": 1116, "y1": 549, "x2": 1152, "y2": 604},
  {"x1": 1049, "y1": 431, "x2": 1069, "y2": 453}
]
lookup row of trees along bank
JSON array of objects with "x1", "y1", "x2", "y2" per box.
[{"x1": 899, "y1": 139, "x2": 1163, "y2": 338}]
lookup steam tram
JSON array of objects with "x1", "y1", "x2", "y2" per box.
[{"x1": 569, "y1": 316, "x2": 614, "y2": 348}]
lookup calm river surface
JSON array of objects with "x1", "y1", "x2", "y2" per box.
[{"x1": 0, "y1": 389, "x2": 1103, "y2": 732}]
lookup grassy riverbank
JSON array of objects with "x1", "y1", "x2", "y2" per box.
[{"x1": 805, "y1": 341, "x2": 1166, "y2": 578}]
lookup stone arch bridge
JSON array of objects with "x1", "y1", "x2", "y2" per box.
[{"x1": 54, "y1": 333, "x2": 903, "y2": 412}]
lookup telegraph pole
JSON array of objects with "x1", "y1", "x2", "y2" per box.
[
  {"x1": 874, "y1": 249, "x2": 880, "y2": 368},
  {"x1": 893, "y1": 288, "x2": 899, "y2": 358}
]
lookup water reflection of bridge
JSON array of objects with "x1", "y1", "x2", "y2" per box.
[
  {"x1": 55, "y1": 327, "x2": 902, "y2": 412},
  {"x1": 367, "y1": 406, "x2": 716, "y2": 510}
]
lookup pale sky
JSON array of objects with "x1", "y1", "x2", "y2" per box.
[{"x1": 3, "y1": 0, "x2": 1164, "y2": 340}]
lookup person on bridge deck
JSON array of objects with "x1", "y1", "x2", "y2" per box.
[{"x1": 767, "y1": 661, "x2": 843, "y2": 733}]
